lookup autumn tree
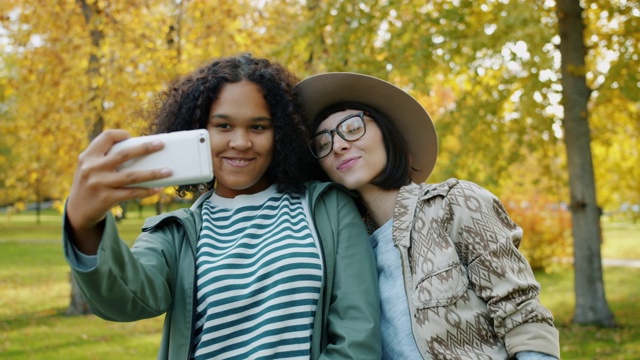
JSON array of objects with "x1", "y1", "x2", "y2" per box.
[
  {"x1": 1, "y1": 0, "x2": 637, "y2": 325},
  {"x1": 271, "y1": 0, "x2": 637, "y2": 325},
  {"x1": 0, "y1": 0, "x2": 272, "y2": 206},
  {"x1": 583, "y1": 1, "x2": 640, "y2": 222},
  {"x1": 0, "y1": 0, "x2": 304, "y2": 315},
  {"x1": 557, "y1": 0, "x2": 615, "y2": 327},
  {"x1": 0, "y1": 4, "x2": 90, "y2": 216},
  {"x1": 0, "y1": 54, "x2": 17, "y2": 207}
]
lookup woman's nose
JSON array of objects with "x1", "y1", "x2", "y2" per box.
[
  {"x1": 332, "y1": 134, "x2": 350, "y2": 154},
  {"x1": 230, "y1": 130, "x2": 251, "y2": 150}
]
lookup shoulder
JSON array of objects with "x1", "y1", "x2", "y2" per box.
[
  {"x1": 141, "y1": 208, "x2": 193, "y2": 232},
  {"x1": 304, "y1": 181, "x2": 362, "y2": 225},
  {"x1": 304, "y1": 180, "x2": 357, "y2": 202},
  {"x1": 140, "y1": 191, "x2": 211, "y2": 231},
  {"x1": 416, "y1": 178, "x2": 497, "y2": 202},
  {"x1": 448, "y1": 180, "x2": 502, "y2": 208},
  {"x1": 400, "y1": 179, "x2": 503, "y2": 218},
  {"x1": 425, "y1": 179, "x2": 516, "y2": 230}
]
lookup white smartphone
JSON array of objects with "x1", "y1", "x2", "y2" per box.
[{"x1": 109, "y1": 129, "x2": 214, "y2": 188}]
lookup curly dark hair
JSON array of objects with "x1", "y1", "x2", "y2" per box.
[{"x1": 144, "y1": 53, "x2": 313, "y2": 196}]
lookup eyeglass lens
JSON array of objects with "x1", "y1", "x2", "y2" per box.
[{"x1": 310, "y1": 113, "x2": 366, "y2": 159}]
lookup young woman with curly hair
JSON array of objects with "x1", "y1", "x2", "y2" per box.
[{"x1": 62, "y1": 54, "x2": 381, "y2": 360}]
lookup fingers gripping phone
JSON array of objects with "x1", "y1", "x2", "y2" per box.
[{"x1": 109, "y1": 130, "x2": 214, "y2": 188}]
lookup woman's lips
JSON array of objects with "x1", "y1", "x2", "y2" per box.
[
  {"x1": 225, "y1": 157, "x2": 254, "y2": 167},
  {"x1": 337, "y1": 157, "x2": 360, "y2": 171}
]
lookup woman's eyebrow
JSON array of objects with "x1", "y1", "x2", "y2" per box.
[{"x1": 209, "y1": 114, "x2": 272, "y2": 122}]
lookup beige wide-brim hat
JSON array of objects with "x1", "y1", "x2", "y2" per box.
[{"x1": 295, "y1": 72, "x2": 438, "y2": 183}]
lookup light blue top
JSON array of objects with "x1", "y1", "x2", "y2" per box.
[{"x1": 370, "y1": 219, "x2": 423, "y2": 359}]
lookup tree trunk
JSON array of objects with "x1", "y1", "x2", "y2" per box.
[
  {"x1": 556, "y1": 0, "x2": 615, "y2": 327},
  {"x1": 65, "y1": 273, "x2": 92, "y2": 315},
  {"x1": 66, "y1": 0, "x2": 107, "y2": 316},
  {"x1": 36, "y1": 199, "x2": 41, "y2": 225}
]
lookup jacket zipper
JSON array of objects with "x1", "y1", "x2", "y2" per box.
[
  {"x1": 186, "y1": 219, "x2": 198, "y2": 360},
  {"x1": 310, "y1": 186, "x2": 330, "y2": 351},
  {"x1": 316, "y1": 221, "x2": 329, "y2": 350}
]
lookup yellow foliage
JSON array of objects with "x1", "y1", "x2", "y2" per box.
[
  {"x1": 503, "y1": 195, "x2": 573, "y2": 272},
  {"x1": 140, "y1": 194, "x2": 160, "y2": 206},
  {"x1": 52, "y1": 200, "x2": 65, "y2": 214},
  {"x1": 13, "y1": 201, "x2": 26, "y2": 212},
  {"x1": 0, "y1": 0, "x2": 638, "y2": 224},
  {"x1": 111, "y1": 205, "x2": 123, "y2": 219}
]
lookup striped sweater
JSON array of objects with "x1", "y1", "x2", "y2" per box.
[{"x1": 193, "y1": 185, "x2": 323, "y2": 359}]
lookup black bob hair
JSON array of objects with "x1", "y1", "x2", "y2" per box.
[
  {"x1": 312, "y1": 102, "x2": 412, "y2": 190},
  {"x1": 145, "y1": 53, "x2": 313, "y2": 196}
]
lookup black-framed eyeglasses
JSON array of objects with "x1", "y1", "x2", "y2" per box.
[{"x1": 309, "y1": 112, "x2": 367, "y2": 159}]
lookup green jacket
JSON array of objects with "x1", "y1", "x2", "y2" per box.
[{"x1": 63, "y1": 181, "x2": 381, "y2": 359}]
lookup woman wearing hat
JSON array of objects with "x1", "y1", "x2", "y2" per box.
[{"x1": 296, "y1": 73, "x2": 560, "y2": 360}]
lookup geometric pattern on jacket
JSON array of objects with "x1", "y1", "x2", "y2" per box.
[{"x1": 392, "y1": 179, "x2": 560, "y2": 359}]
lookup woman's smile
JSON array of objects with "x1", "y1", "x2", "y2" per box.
[
  {"x1": 337, "y1": 156, "x2": 361, "y2": 171},
  {"x1": 224, "y1": 156, "x2": 255, "y2": 166}
]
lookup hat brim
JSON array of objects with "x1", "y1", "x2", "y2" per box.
[{"x1": 295, "y1": 72, "x2": 438, "y2": 183}]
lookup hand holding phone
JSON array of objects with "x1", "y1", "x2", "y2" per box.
[{"x1": 108, "y1": 130, "x2": 214, "y2": 188}]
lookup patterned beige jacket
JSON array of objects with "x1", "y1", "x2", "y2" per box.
[{"x1": 393, "y1": 179, "x2": 560, "y2": 360}]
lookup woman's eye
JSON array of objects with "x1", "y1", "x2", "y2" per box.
[
  {"x1": 319, "y1": 142, "x2": 331, "y2": 152},
  {"x1": 345, "y1": 126, "x2": 361, "y2": 135},
  {"x1": 316, "y1": 137, "x2": 331, "y2": 151},
  {"x1": 216, "y1": 123, "x2": 232, "y2": 129}
]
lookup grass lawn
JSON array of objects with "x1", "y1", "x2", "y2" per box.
[
  {"x1": 0, "y1": 209, "x2": 166, "y2": 359},
  {"x1": 537, "y1": 268, "x2": 640, "y2": 359},
  {"x1": 600, "y1": 219, "x2": 640, "y2": 259},
  {"x1": 1, "y1": 209, "x2": 639, "y2": 359}
]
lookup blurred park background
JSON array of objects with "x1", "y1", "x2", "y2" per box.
[{"x1": 0, "y1": 0, "x2": 638, "y2": 358}]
